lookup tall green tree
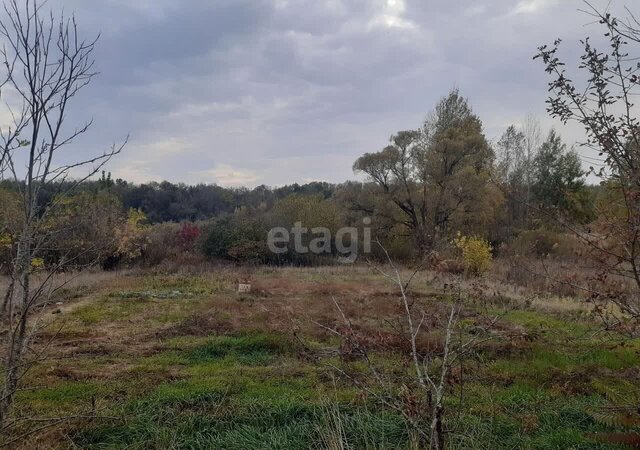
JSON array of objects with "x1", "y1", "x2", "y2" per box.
[
  {"x1": 353, "y1": 89, "x2": 501, "y2": 251},
  {"x1": 531, "y1": 130, "x2": 589, "y2": 222}
]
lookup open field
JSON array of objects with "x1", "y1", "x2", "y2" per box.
[{"x1": 3, "y1": 265, "x2": 640, "y2": 449}]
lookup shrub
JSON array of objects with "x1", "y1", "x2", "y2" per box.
[
  {"x1": 453, "y1": 234, "x2": 493, "y2": 276},
  {"x1": 41, "y1": 191, "x2": 122, "y2": 269},
  {"x1": 0, "y1": 232, "x2": 13, "y2": 274},
  {"x1": 0, "y1": 189, "x2": 21, "y2": 273},
  {"x1": 143, "y1": 222, "x2": 205, "y2": 268},
  {"x1": 201, "y1": 215, "x2": 269, "y2": 263},
  {"x1": 177, "y1": 223, "x2": 201, "y2": 249},
  {"x1": 117, "y1": 209, "x2": 150, "y2": 261},
  {"x1": 509, "y1": 229, "x2": 582, "y2": 259},
  {"x1": 143, "y1": 222, "x2": 181, "y2": 267}
]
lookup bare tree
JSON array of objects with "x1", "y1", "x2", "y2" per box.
[
  {"x1": 523, "y1": 114, "x2": 542, "y2": 226},
  {"x1": 496, "y1": 124, "x2": 527, "y2": 229},
  {"x1": 0, "y1": 0, "x2": 125, "y2": 429},
  {"x1": 534, "y1": 1, "x2": 640, "y2": 327},
  {"x1": 310, "y1": 243, "x2": 500, "y2": 449}
]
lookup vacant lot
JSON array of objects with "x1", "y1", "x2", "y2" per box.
[{"x1": 4, "y1": 265, "x2": 640, "y2": 449}]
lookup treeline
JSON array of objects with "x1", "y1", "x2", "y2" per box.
[
  {"x1": 0, "y1": 177, "x2": 335, "y2": 224},
  {"x1": 0, "y1": 90, "x2": 607, "y2": 270}
]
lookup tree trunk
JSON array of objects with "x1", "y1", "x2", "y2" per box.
[
  {"x1": 0, "y1": 273, "x2": 15, "y2": 319},
  {"x1": 430, "y1": 404, "x2": 445, "y2": 450},
  {"x1": 0, "y1": 236, "x2": 31, "y2": 428}
]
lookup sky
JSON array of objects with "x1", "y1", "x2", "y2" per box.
[{"x1": 20, "y1": 0, "x2": 629, "y2": 187}]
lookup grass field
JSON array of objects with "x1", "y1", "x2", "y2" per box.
[{"x1": 5, "y1": 265, "x2": 640, "y2": 449}]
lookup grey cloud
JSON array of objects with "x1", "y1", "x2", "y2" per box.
[{"x1": 17, "y1": 0, "x2": 624, "y2": 186}]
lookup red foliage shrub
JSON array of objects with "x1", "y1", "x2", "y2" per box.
[{"x1": 177, "y1": 223, "x2": 201, "y2": 249}]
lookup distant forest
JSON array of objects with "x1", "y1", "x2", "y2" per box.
[{"x1": 0, "y1": 175, "x2": 337, "y2": 224}]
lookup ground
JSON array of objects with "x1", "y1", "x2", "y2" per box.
[{"x1": 4, "y1": 265, "x2": 640, "y2": 449}]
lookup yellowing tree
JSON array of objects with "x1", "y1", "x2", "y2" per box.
[
  {"x1": 117, "y1": 208, "x2": 150, "y2": 262},
  {"x1": 453, "y1": 234, "x2": 493, "y2": 276}
]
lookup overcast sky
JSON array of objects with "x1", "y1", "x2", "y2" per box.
[{"x1": 34, "y1": 0, "x2": 626, "y2": 187}]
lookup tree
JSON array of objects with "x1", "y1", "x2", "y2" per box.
[
  {"x1": 497, "y1": 126, "x2": 526, "y2": 184},
  {"x1": 353, "y1": 131, "x2": 427, "y2": 247},
  {"x1": 0, "y1": 0, "x2": 125, "y2": 430},
  {"x1": 535, "y1": 2, "x2": 640, "y2": 322},
  {"x1": 270, "y1": 194, "x2": 342, "y2": 232},
  {"x1": 496, "y1": 125, "x2": 528, "y2": 230},
  {"x1": 420, "y1": 91, "x2": 497, "y2": 237},
  {"x1": 523, "y1": 115, "x2": 543, "y2": 226},
  {"x1": 531, "y1": 130, "x2": 588, "y2": 221},
  {"x1": 353, "y1": 90, "x2": 500, "y2": 252}
]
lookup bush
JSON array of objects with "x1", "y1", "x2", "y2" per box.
[
  {"x1": 143, "y1": 222, "x2": 206, "y2": 267},
  {"x1": 0, "y1": 189, "x2": 21, "y2": 260},
  {"x1": 42, "y1": 191, "x2": 123, "y2": 269},
  {"x1": 201, "y1": 215, "x2": 269, "y2": 263},
  {"x1": 177, "y1": 223, "x2": 201, "y2": 249},
  {"x1": 116, "y1": 208, "x2": 150, "y2": 264},
  {"x1": 143, "y1": 222, "x2": 181, "y2": 266},
  {"x1": 453, "y1": 234, "x2": 493, "y2": 276},
  {"x1": 509, "y1": 229, "x2": 581, "y2": 259}
]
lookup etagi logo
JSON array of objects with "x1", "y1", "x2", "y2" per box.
[{"x1": 267, "y1": 218, "x2": 372, "y2": 263}]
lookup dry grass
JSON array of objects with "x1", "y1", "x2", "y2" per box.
[
  {"x1": 2, "y1": 260, "x2": 595, "y2": 374},
  {"x1": 2, "y1": 261, "x2": 637, "y2": 449},
  {"x1": 422, "y1": 257, "x2": 596, "y2": 317},
  {"x1": 0, "y1": 268, "x2": 132, "y2": 312}
]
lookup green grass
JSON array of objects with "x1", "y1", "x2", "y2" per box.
[
  {"x1": 75, "y1": 391, "x2": 410, "y2": 450},
  {"x1": 19, "y1": 381, "x2": 100, "y2": 405},
  {"x1": 68, "y1": 326, "x2": 413, "y2": 449},
  {"x1": 488, "y1": 339, "x2": 640, "y2": 386},
  {"x1": 187, "y1": 334, "x2": 289, "y2": 365},
  {"x1": 71, "y1": 296, "x2": 153, "y2": 325}
]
